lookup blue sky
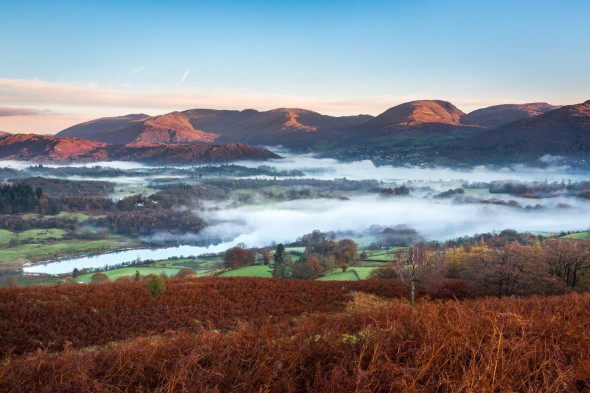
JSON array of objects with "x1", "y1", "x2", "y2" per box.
[{"x1": 0, "y1": 0, "x2": 589, "y2": 133}]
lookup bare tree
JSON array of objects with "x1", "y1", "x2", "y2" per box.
[
  {"x1": 473, "y1": 242, "x2": 559, "y2": 297},
  {"x1": 224, "y1": 247, "x2": 256, "y2": 269},
  {"x1": 260, "y1": 248, "x2": 271, "y2": 265},
  {"x1": 543, "y1": 239, "x2": 590, "y2": 291},
  {"x1": 393, "y1": 243, "x2": 441, "y2": 304}
]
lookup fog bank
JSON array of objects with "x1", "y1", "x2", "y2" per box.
[{"x1": 201, "y1": 194, "x2": 590, "y2": 247}]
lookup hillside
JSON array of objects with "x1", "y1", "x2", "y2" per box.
[
  {"x1": 113, "y1": 143, "x2": 280, "y2": 164},
  {"x1": 329, "y1": 100, "x2": 482, "y2": 163},
  {"x1": 0, "y1": 134, "x2": 110, "y2": 162},
  {"x1": 53, "y1": 101, "x2": 478, "y2": 156},
  {"x1": 0, "y1": 134, "x2": 279, "y2": 164},
  {"x1": 361, "y1": 100, "x2": 465, "y2": 131},
  {"x1": 57, "y1": 108, "x2": 373, "y2": 146},
  {"x1": 57, "y1": 113, "x2": 150, "y2": 141},
  {"x1": 1, "y1": 279, "x2": 590, "y2": 392},
  {"x1": 461, "y1": 102, "x2": 558, "y2": 129},
  {"x1": 50, "y1": 99, "x2": 590, "y2": 166},
  {"x1": 126, "y1": 112, "x2": 220, "y2": 146},
  {"x1": 449, "y1": 100, "x2": 590, "y2": 164}
]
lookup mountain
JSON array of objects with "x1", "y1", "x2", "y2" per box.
[
  {"x1": 332, "y1": 100, "x2": 482, "y2": 162},
  {"x1": 117, "y1": 112, "x2": 219, "y2": 146},
  {"x1": 113, "y1": 143, "x2": 279, "y2": 164},
  {"x1": 55, "y1": 101, "x2": 470, "y2": 151},
  {"x1": 57, "y1": 108, "x2": 373, "y2": 146},
  {"x1": 361, "y1": 100, "x2": 465, "y2": 131},
  {"x1": 461, "y1": 103, "x2": 558, "y2": 129},
  {"x1": 57, "y1": 114, "x2": 150, "y2": 142},
  {"x1": 0, "y1": 131, "x2": 11, "y2": 138},
  {"x1": 0, "y1": 134, "x2": 110, "y2": 162},
  {"x1": 0, "y1": 134, "x2": 279, "y2": 164},
  {"x1": 49, "y1": 99, "x2": 590, "y2": 166},
  {"x1": 449, "y1": 100, "x2": 590, "y2": 163}
]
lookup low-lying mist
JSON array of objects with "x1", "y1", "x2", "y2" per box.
[
  {"x1": 237, "y1": 150, "x2": 590, "y2": 183},
  {"x1": 200, "y1": 194, "x2": 590, "y2": 246},
  {"x1": 3, "y1": 149, "x2": 590, "y2": 248}
]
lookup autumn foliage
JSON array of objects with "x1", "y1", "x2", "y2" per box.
[
  {"x1": 0, "y1": 278, "x2": 406, "y2": 356},
  {"x1": 1, "y1": 280, "x2": 590, "y2": 391}
]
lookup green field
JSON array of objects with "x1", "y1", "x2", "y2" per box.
[
  {"x1": 363, "y1": 247, "x2": 405, "y2": 262},
  {"x1": 219, "y1": 265, "x2": 272, "y2": 278},
  {"x1": 0, "y1": 230, "x2": 15, "y2": 244},
  {"x1": 0, "y1": 238, "x2": 130, "y2": 269},
  {"x1": 285, "y1": 247, "x2": 305, "y2": 253},
  {"x1": 20, "y1": 212, "x2": 91, "y2": 222},
  {"x1": 316, "y1": 270, "x2": 358, "y2": 281},
  {"x1": 351, "y1": 267, "x2": 377, "y2": 279},
  {"x1": 348, "y1": 236, "x2": 377, "y2": 248},
  {"x1": 358, "y1": 260, "x2": 388, "y2": 267},
  {"x1": 153, "y1": 257, "x2": 223, "y2": 275},
  {"x1": 77, "y1": 266, "x2": 181, "y2": 283},
  {"x1": 0, "y1": 228, "x2": 68, "y2": 245},
  {"x1": 559, "y1": 231, "x2": 590, "y2": 240},
  {"x1": 316, "y1": 266, "x2": 377, "y2": 281}
]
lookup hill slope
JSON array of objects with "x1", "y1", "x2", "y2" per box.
[
  {"x1": 461, "y1": 103, "x2": 558, "y2": 129},
  {"x1": 57, "y1": 108, "x2": 373, "y2": 146},
  {"x1": 361, "y1": 100, "x2": 465, "y2": 131},
  {"x1": 329, "y1": 100, "x2": 481, "y2": 163},
  {"x1": 0, "y1": 134, "x2": 110, "y2": 162},
  {"x1": 51, "y1": 99, "x2": 590, "y2": 166},
  {"x1": 57, "y1": 114, "x2": 150, "y2": 142},
  {"x1": 113, "y1": 143, "x2": 279, "y2": 164},
  {"x1": 449, "y1": 100, "x2": 590, "y2": 163},
  {"x1": 0, "y1": 134, "x2": 279, "y2": 164}
]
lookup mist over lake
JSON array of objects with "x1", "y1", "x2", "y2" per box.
[{"x1": 8, "y1": 149, "x2": 590, "y2": 275}]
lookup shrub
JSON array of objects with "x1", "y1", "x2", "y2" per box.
[
  {"x1": 146, "y1": 275, "x2": 165, "y2": 297},
  {"x1": 175, "y1": 268, "x2": 196, "y2": 279},
  {"x1": 90, "y1": 273, "x2": 110, "y2": 284}
]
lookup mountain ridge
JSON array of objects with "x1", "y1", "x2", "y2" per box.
[
  {"x1": 28, "y1": 98, "x2": 590, "y2": 166},
  {"x1": 0, "y1": 134, "x2": 279, "y2": 164},
  {"x1": 448, "y1": 100, "x2": 590, "y2": 164},
  {"x1": 460, "y1": 103, "x2": 558, "y2": 129}
]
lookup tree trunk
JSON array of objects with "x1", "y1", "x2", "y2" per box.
[{"x1": 410, "y1": 279, "x2": 415, "y2": 305}]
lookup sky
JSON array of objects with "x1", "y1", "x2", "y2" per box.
[{"x1": 0, "y1": 0, "x2": 589, "y2": 134}]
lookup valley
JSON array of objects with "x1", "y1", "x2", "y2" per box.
[
  {"x1": 3, "y1": 1, "x2": 590, "y2": 390},
  {"x1": 1, "y1": 150, "x2": 590, "y2": 287}
]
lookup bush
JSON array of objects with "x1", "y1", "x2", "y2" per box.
[
  {"x1": 90, "y1": 273, "x2": 110, "y2": 284},
  {"x1": 146, "y1": 275, "x2": 165, "y2": 297},
  {"x1": 368, "y1": 265, "x2": 400, "y2": 279},
  {"x1": 175, "y1": 268, "x2": 196, "y2": 279}
]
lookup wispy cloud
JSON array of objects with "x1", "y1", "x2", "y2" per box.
[
  {"x1": 176, "y1": 69, "x2": 192, "y2": 90},
  {"x1": 0, "y1": 107, "x2": 53, "y2": 117},
  {"x1": 129, "y1": 65, "x2": 146, "y2": 75},
  {"x1": 0, "y1": 77, "x2": 472, "y2": 115}
]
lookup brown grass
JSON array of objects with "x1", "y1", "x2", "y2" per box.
[
  {"x1": 345, "y1": 291, "x2": 391, "y2": 312},
  {"x1": 2, "y1": 279, "x2": 589, "y2": 391}
]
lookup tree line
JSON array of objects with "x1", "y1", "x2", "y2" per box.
[
  {"x1": 371, "y1": 237, "x2": 590, "y2": 302},
  {"x1": 221, "y1": 229, "x2": 590, "y2": 301}
]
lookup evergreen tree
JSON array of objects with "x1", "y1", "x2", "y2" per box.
[{"x1": 269, "y1": 243, "x2": 291, "y2": 278}]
